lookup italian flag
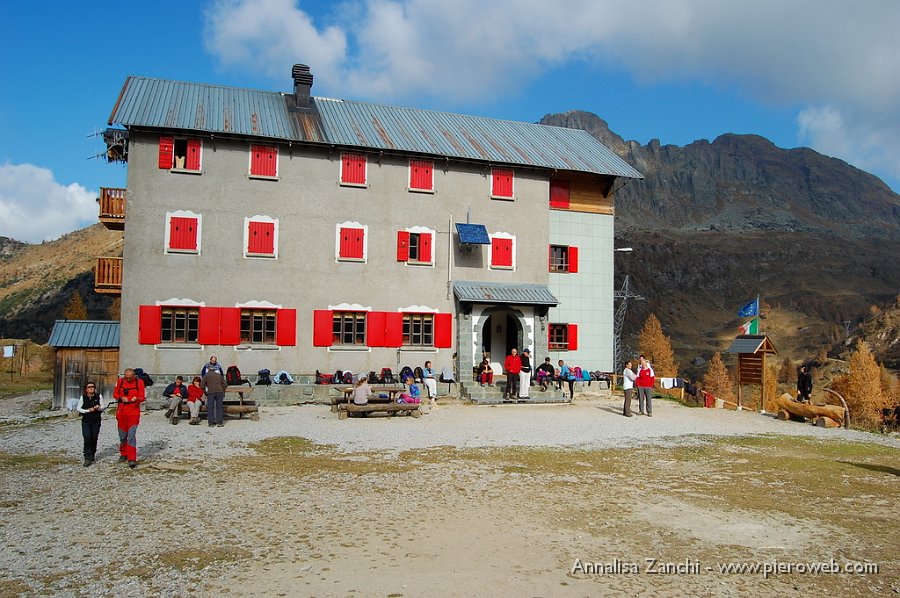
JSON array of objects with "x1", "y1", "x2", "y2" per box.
[{"x1": 739, "y1": 318, "x2": 759, "y2": 335}]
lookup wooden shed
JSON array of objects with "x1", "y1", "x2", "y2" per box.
[
  {"x1": 47, "y1": 320, "x2": 119, "y2": 410},
  {"x1": 725, "y1": 334, "x2": 778, "y2": 412}
]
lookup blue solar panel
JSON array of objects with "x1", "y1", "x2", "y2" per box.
[{"x1": 456, "y1": 223, "x2": 490, "y2": 244}]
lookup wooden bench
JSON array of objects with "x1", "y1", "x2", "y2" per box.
[
  {"x1": 330, "y1": 385, "x2": 407, "y2": 412},
  {"x1": 338, "y1": 402, "x2": 421, "y2": 419},
  {"x1": 171, "y1": 386, "x2": 259, "y2": 422}
]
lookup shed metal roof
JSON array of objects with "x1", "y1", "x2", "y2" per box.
[
  {"x1": 454, "y1": 281, "x2": 559, "y2": 306},
  {"x1": 725, "y1": 335, "x2": 778, "y2": 355},
  {"x1": 48, "y1": 321, "x2": 120, "y2": 348},
  {"x1": 108, "y1": 76, "x2": 642, "y2": 178}
]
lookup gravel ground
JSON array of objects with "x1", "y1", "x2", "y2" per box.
[{"x1": 1, "y1": 390, "x2": 897, "y2": 597}]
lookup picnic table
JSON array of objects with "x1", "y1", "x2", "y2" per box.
[
  {"x1": 174, "y1": 386, "x2": 258, "y2": 422},
  {"x1": 330, "y1": 384, "x2": 406, "y2": 412}
]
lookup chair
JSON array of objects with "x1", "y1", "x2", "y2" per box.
[{"x1": 439, "y1": 367, "x2": 456, "y2": 394}]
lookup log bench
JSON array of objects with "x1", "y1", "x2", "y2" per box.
[
  {"x1": 337, "y1": 402, "x2": 421, "y2": 419},
  {"x1": 330, "y1": 385, "x2": 406, "y2": 412}
]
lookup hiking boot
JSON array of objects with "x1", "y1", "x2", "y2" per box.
[
  {"x1": 128, "y1": 461, "x2": 137, "y2": 469},
  {"x1": 118, "y1": 456, "x2": 127, "y2": 463},
  {"x1": 171, "y1": 416, "x2": 179, "y2": 425},
  {"x1": 189, "y1": 418, "x2": 200, "y2": 425},
  {"x1": 83, "y1": 459, "x2": 93, "y2": 467},
  {"x1": 647, "y1": 412, "x2": 653, "y2": 417},
  {"x1": 164, "y1": 409, "x2": 173, "y2": 419},
  {"x1": 216, "y1": 423, "x2": 224, "y2": 427}
]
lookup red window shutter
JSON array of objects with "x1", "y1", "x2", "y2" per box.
[
  {"x1": 169, "y1": 216, "x2": 198, "y2": 251},
  {"x1": 248, "y1": 221, "x2": 275, "y2": 255},
  {"x1": 138, "y1": 305, "x2": 162, "y2": 345},
  {"x1": 550, "y1": 180, "x2": 570, "y2": 208},
  {"x1": 492, "y1": 168, "x2": 513, "y2": 198},
  {"x1": 396, "y1": 231, "x2": 410, "y2": 261},
  {"x1": 568, "y1": 246, "x2": 579, "y2": 273},
  {"x1": 491, "y1": 238, "x2": 512, "y2": 267},
  {"x1": 419, "y1": 232, "x2": 433, "y2": 263},
  {"x1": 434, "y1": 313, "x2": 452, "y2": 348},
  {"x1": 250, "y1": 145, "x2": 277, "y2": 177},
  {"x1": 366, "y1": 311, "x2": 386, "y2": 347},
  {"x1": 219, "y1": 308, "x2": 241, "y2": 345},
  {"x1": 197, "y1": 307, "x2": 220, "y2": 345},
  {"x1": 341, "y1": 153, "x2": 366, "y2": 185},
  {"x1": 158, "y1": 137, "x2": 174, "y2": 169},
  {"x1": 313, "y1": 310, "x2": 334, "y2": 346},
  {"x1": 384, "y1": 312, "x2": 403, "y2": 347},
  {"x1": 568, "y1": 324, "x2": 578, "y2": 351},
  {"x1": 185, "y1": 139, "x2": 202, "y2": 171},
  {"x1": 339, "y1": 227, "x2": 365, "y2": 259},
  {"x1": 409, "y1": 160, "x2": 433, "y2": 190},
  {"x1": 275, "y1": 308, "x2": 297, "y2": 346},
  {"x1": 548, "y1": 245, "x2": 552, "y2": 272}
]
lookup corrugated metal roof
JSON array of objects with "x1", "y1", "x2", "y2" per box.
[
  {"x1": 48, "y1": 321, "x2": 120, "y2": 348},
  {"x1": 108, "y1": 76, "x2": 642, "y2": 178},
  {"x1": 454, "y1": 281, "x2": 559, "y2": 305},
  {"x1": 725, "y1": 335, "x2": 778, "y2": 354}
]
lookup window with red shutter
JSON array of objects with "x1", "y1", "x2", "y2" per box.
[
  {"x1": 491, "y1": 168, "x2": 514, "y2": 199},
  {"x1": 568, "y1": 246, "x2": 579, "y2": 273},
  {"x1": 245, "y1": 218, "x2": 276, "y2": 258},
  {"x1": 567, "y1": 324, "x2": 578, "y2": 351},
  {"x1": 341, "y1": 153, "x2": 367, "y2": 185},
  {"x1": 550, "y1": 180, "x2": 570, "y2": 208},
  {"x1": 198, "y1": 307, "x2": 221, "y2": 345},
  {"x1": 337, "y1": 225, "x2": 366, "y2": 261},
  {"x1": 184, "y1": 139, "x2": 202, "y2": 171},
  {"x1": 167, "y1": 214, "x2": 200, "y2": 253},
  {"x1": 313, "y1": 310, "x2": 334, "y2": 347},
  {"x1": 138, "y1": 305, "x2": 162, "y2": 345},
  {"x1": 275, "y1": 309, "x2": 297, "y2": 346},
  {"x1": 549, "y1": 245, "x2": 578, "y2": 273},
  {"x1": 409, "y1": 159, "x2": 434, "y2": 192},
  {"x1": 250, "y1": 145, "x2": 278, "y2": 178},
  {"x1": 490, "y1": 236, "x2": 514, "y2": 269},
  {"x1": 397, "y1": 231, "x2": 410, "y2": 262},
  {"x1": 366, "y1": 311, "x2": 403, "y2": 348},
  {"x1": 219, "y1": 308, "x2": 241, "y2": 345},
  {"x1": 158, "y1": 137, "x2": 174, "y2": 169},
  {"x1": 434, "y1": 313, "x2": 452, "y2": 348},
  {"x1": 398, "y1": 228, "x2": 435, "y2": 265}
]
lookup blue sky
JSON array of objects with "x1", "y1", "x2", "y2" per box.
[{"x1": 1, "y1": 0, "x2": 898, "y2": 243}]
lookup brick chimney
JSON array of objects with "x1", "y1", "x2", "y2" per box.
[{"x1": 292, "y1": 64, "x2": 313, "y2": 109}]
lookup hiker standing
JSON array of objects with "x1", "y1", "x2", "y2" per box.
[
  {"x1": 202, "y1": 366, "x2": 228, "y2": 428},
  {"x1": 622, "y1": 360, "x2": 636, "y2": 417},
  {"x1": 503, "y1": 348, "x2": 522, "y2": 399},
  {"x1": 76, "y1": 381, "x2": 106, "y2": 466},
  {"x1": 113, "y1": 368, "x2": 146, "y2": 468},
  {"x1": 636, "y1": 355, "x2": 655, "y2": 416},
  {"x1": 797, "y1": 365, "x2": 813, "y2": 403},
  {"x1": 201, "y1": 355, "x2": 224, "y2": 378},
  {"x1": 518, "y1": 348, "x2": 533, "y2": 399}
]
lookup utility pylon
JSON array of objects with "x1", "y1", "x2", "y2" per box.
[{"x1": 613, "y1": 275, "x2": 644, "y2": 374}]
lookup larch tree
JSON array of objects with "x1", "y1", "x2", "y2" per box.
[
  {"x1": 846, "y1": 341, "x2": 887, "y2": 429},
  {"x1": 637, "y1": 313, "x2": 677, "y2": 377},
  {"x1": 63, "y1": 291, "x2": 88, "y2": 320},
  {"x1": 702, "y1": 352, "x2": 735, "y2": 403}
]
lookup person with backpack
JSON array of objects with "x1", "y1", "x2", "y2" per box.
[
  {"x1": 202, "y1": 365, "x2": 228, "y2": 428},
  {"x1": 113, "y1": 368, "x2": 146, "y2": 468},
  {"x1": 557, "y1": 359, "x2": 576, "y2": 399},
  {"x1": 200, "y1": 355, "x2": 224, "y2": 378},
  {"x1": 163, "y1": 376, "x2": 189, "y2": 425},
  {"x1": 76, "y1": 381, "x2": 106, "y2": 467},
  {"x1": 636, "y1": 354, "x2": 655, "y2": 416}
]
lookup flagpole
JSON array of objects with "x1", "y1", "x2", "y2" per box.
[{"x1": 757, "y1": 295, "x2": 761, "y2": 334}]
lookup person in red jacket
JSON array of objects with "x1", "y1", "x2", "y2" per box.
[
  {"x1": 113, "y1": 368, "x2": 146, "y2": 468},
  {"x1": 635, "y1": 354, "x2": 655, "y2": 416},
  {"x1": 503, "y1": 348, "x2": 522, "y2": 400}
]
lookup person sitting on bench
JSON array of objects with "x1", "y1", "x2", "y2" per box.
[
  {"x1": 477, "y1": 358, "x2": 494, "y2": 387},
  {"x1": 186, "y1": 376, "x2": 205, "y2": 425}
]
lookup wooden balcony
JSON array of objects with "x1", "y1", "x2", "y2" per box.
[
  {"x1": 97, "y1": 187, "x2": 126, "y2": 230},
  {"x1": 94, "y1": 257, "x2": 123, "y2": 295}
]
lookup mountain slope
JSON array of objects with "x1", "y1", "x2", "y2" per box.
[{"x1": 0, "y1": 225, "x2": 123, "y2": 340}]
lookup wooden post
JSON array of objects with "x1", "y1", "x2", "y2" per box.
[{"x1": 759, "y1": 353, "x2": 766, "y2": 413}]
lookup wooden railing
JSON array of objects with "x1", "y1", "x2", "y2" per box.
[
  {"x1": 94, "y1": 257, "x2": 123, "y2": 294},
  {"x1": 98, "y1": 187, "x2": 126, "y2": 229}
]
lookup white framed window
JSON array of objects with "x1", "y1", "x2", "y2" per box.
[
  {"x1": 244, "y1": 215, "x2": 278, "y2": 259},
  {"x1": 489, "y1": 232, "x2": 515, "y2": 270},
  {"x1": 336, "y1": 221, "x2": 368, "y2": 262},
  {"x1": 164, "y1": 210, "x2": 202, "y2": 254}
]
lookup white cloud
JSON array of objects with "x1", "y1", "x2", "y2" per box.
[
  {"x1": 0, "y1": 163, "x2": 97, "y2": 243},
  {"x1": 203, "y1": 0, "x2": 900, "y2": 184}
]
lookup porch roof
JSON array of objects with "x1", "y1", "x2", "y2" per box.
[{"x1": 453, "y1": 281, "x2": 559, "y2": 306}]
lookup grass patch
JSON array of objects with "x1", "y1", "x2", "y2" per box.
[
  {"x1": 0, "y1": 452, "x2": 67, "y2": 470},
  {"x1": 0, "y1": 578, "x2": 34, "y2": 596},
  {"x1": 157, "y1": 546, "x2": 253, "y2": 572},
  {"x1": 234, "y1": 436, "x2": 414, "y2": 476}
]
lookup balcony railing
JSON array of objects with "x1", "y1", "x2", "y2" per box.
[
  {"x1": 94, "y1": 257, "x2": 123, "y2": 294},
  {"x1": 97, "y1": 187, "x2": 126, "y2": 230}
]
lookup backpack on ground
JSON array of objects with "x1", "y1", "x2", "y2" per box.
[
  {"x1": 573, "y1": 366, "x2": 583, "y2": 381},
  {"x1": 257, "y1": 369, "x2": 272, "y2": 386},
  {"x1": 277, "y1": 371, "x2": 295, "y2": 385},
  {"x1": 342, "y1": 371, "x2": 353, "y2": 384},
  {"x1": 134, "y1": 367, "x2": 154, "y2": 387},
  {"x1": 226, "y1": 365, "x2": 251, "y2": 387},
  {"x1": 368, "y1": 371, "x2": 378, "y2": 383}
]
